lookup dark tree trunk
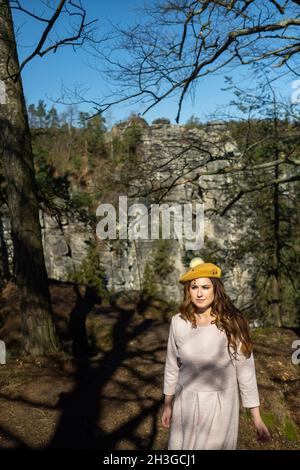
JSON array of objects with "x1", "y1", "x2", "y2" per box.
[
  {"x1": 266, "y1": 108, "x2": 282, "y2": 328},
  {"x1": 267, "y1": 168, "x2": 282, "y2": 327},
  {"x1": 0, "y1": 0, "x2": 59, "y2": 355}
]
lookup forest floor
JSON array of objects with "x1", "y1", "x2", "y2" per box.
[{"x1": 0, "y1": 280, "x2": 299, "y2": 450}]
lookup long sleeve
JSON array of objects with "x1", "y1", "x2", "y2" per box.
[
  {"x1": 235, "y1": 348, "x2": 260, "y2": 408},
  {"x1": 163, "y1": 316, "x2": 180, "y2": 395}
]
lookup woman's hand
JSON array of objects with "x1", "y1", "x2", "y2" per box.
[
  {"x1": 161, "y1": 403, "x2": 173, "y2": 429},
  {"x1": 253, "y1": 417, "x2": 272, "y2": 442},
  {"x1": 249, "y1": 407, "x2": 271, "y2": 443}
]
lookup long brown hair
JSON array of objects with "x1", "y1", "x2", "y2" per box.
[{"x1": 179, "y1": 277, "x2": 253, "y2": 359}]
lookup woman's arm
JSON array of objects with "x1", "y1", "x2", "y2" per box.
[
  {"x1": 249, "y1": 406, "x2": 271, "y2": 442},
  {"x1": 161, "y1": 317, "x2": 180, "y2": 428},
  {"x1": 235, "y1": 350, "x2": 260, "y2": 408},
  {"x1": 163, "y1": 317, "x2": 180, "y2": 396},
  {"x1": 161, "y1": 395, "x2": 174, "y2": 428},
  {"x1": 164, "y1": 394, "x2": 174, "y2": 405},
  {"x1": 235, "y1": 350, "x2": 271, "y2": 442}
]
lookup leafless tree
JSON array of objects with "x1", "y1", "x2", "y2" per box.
[
  {"x1": 0, "y1": 0, "x2": 96, "y2": 355},
  {"x1": 90, "y1": 0, "x2": 300, "y2": 122}
]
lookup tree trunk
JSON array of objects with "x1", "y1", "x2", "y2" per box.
[
  {"x1": 0, "y1": 0, "x2": 59, "y2": 355},
  {"x1": 267, "y1": 109, "x2": 282, "y2": 328},
  {"x1": 269, "y1": 159, "x2": 282, "y2": 327}
]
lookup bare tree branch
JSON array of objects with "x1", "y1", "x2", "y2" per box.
[
  {"x1": 90, "y1": 0, "x2": 300, "y2": 122},
  {"x1": 6, "y1": 0, "x2": 98, "y2": 81}
]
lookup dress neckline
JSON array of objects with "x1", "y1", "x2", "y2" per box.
[
  {"x1": 190, "y1": 318, "x2": 216, "y2": 328},
  {"x1": 196, "y1": 323, "x2": 215, "y2": 328}
]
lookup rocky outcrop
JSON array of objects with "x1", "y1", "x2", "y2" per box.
[
  {"x1": 0, "y1": 118, "x2": 255, "y2": 309},
  {"x1": 0, "y1": 206, "x2": 93, "y2": 282},
  {"x1": 101, "y1": 118, "x2": 255, "y2": 307}
]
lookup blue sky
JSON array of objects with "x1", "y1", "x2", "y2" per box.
[{"x1": 12, "y1": 1, "x2": 296, "y2": 128}]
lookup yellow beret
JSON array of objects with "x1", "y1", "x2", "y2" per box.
[{"x1": 179, "y1": 260, "x2": 221, "y2": 283}]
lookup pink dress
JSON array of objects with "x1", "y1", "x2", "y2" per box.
[{"x1": 163, "y1": 313, "x2": 260, "y2": 450}]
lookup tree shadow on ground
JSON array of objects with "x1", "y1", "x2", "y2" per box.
[
  {"x1": 69, "y1": 285, "x2": 100, "y2": 358},
  {"x1": 47, "y1": 300, "x2": 165, "y2": 449}
]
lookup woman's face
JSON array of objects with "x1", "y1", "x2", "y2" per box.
[{"x1": 189, "y1": 277, "x2": 214, "y2": 311}]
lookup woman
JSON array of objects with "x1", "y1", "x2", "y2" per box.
[{"x1": 161, "y1": 258, "x2": 271, "y2": 450}]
